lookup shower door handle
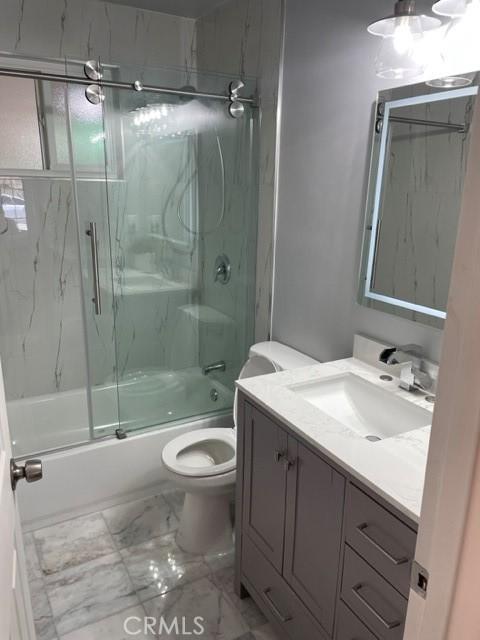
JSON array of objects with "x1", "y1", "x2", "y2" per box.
[{"x1": 86, "y1": 222, "x2": 102, "y2": 315}]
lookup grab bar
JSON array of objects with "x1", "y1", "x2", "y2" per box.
[{"x1": 86, "y1": 222, "x2": 101, "y2": 315}]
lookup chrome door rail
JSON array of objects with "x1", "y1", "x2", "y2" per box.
[{"x1": 0, "y1": 66, "x2": 256, "y2": 104}]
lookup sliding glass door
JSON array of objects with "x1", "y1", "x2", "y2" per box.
[
  {"x1": 99, "y1": 74, "x2": 259, "y2": 435},
  {"x1": 0, "y1": 69, "x2": 116, "y2": 455}
]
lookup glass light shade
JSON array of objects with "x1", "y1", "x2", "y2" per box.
[
  {"x1": 367, "y1": 14, "x2": 441, "y2": 36},
  {"x1": 426, "y1": 73, "x2": 475, "y2": 87},
  {"x1": 432, "y1": 0, "x2": 468, "y2": 17},
  {"x1": 440, "y1": 3, "x2": 480, "y2": 72},
  {"x1": 375, "y1": 34, "x2": 425, "y2": 78}
]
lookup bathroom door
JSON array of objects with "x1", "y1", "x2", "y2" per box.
[{"x1": 0, "y1": 357, "x2": 36, "y2": 640}]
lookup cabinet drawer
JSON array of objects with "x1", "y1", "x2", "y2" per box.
[
  {"x1": 336, "y1": 601, "x2": 378, "y2": 640},
  {"x1": 345, "y1": 485, "x2": 416, "y2": 597},
  {"x1": 242, "y1": 534, "x2": 328, "y2": 640},
  {"x1": 341, "y1": 546, "x2": 407, "y2": 640}
]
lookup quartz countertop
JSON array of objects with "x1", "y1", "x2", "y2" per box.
[{"x1": 236, "y1": 357, "x2": 432, "y2": 523}]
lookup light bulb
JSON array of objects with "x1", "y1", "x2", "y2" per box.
[
  {"x1": 392, "y1": 21, "x2": 416, "y2": 54},
  {"x1": 375, "y1": 36, "x2": 424, "y2": 78}
]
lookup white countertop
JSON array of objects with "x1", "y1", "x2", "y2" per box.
[{"x1": 237, "y1": 357, "x2": 433, "y2": 523}]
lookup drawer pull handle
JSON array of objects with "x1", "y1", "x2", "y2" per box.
[
  {"x1": 357, "y1": 523, "x2": 409, "y2": 566},
  {"x1": 262, "y1": 588, "x2": 293, "y2": 623},
  {"x1": 274, "y1": 450, "x2": 285, "y2": 463},
  {"x1": 352, "y1": 583, "x2": 402, "y2": 630}
]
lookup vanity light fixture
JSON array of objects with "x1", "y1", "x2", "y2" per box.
[
  {"x1": 368, "y1": 0, "x2": 441, "y2": 78},
  {"x1": 432, "y1": 0, "x2": 472, "y2": 17},
  {"x1": 432, "y1": 0, "x2": 480, "y2": 73},
  {"x1": 426, "y1": 73, "x2": 475, "y2": 87}
]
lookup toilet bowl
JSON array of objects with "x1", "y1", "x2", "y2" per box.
[{"x1": 161, "y1": 341, "x2": 318, "y2": 554}]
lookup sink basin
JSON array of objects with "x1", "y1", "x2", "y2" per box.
[{"x1": 289, "y1": 373, "x2": 431, "y2": 441}]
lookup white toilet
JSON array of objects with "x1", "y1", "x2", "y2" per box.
[{"x1": 161, "y1": 341, "x2": 318, "y2": 554}]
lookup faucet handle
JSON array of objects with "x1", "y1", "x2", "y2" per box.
[
  {"x1": 379, "y1": 344, "x2": 424, "y2": 365},
  {"x1": 379, "y1": 347, "x2": 397, "y2": 364}
]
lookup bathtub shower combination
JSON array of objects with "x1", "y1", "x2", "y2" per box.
[{"x1": 0, "y1": 56, "x2": 258, "y2": 466}]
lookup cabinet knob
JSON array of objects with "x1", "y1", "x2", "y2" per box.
[
  {"x1": 274, "y1": 450, "x2": 285, "y2": 463},
  {"x1": 283, "y1": 457, "x2": 296, "y2": 472}
]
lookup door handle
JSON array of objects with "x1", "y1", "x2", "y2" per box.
[
  {"x1": 10, "y1": 459, "x2": 43, "y2": 491},
  {"x1": 86, "y1": 222, "x2": 101, "y2": 315},
  {"x1": 262, "y1": 588, "x2": 292, "y2": 623}
]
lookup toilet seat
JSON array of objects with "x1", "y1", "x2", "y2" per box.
[{"x1": 162, "y1": 428, "x2": 236, "y2": 478}]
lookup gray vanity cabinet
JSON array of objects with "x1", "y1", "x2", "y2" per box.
[
  {"x1": 240, "y1": 401, "x2": 344, "y2": 638},
  {"x1": 242, "y1": 402, "x2": 288, "y2": 572},
  {"x1": 284, "y1": 437, "x2": 345, "y2": 635},
  {"x1": 236, "y1": 393, "x2": 418, "y2": 640}
]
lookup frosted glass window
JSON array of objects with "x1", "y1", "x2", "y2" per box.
[{"x1": 0, "y1": 77, "x2": 43, "y2": 170}]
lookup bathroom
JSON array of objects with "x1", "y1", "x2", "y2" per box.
[{"x1": 1, "y1": 0, "x2": 480, "y2": 638}]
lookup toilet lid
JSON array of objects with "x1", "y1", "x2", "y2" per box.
[
  {"x1": 233, "y1": 355, "x2": 279, "y2": 429},
  {"x1": 162, "y1": 428, "x2": 236, "y2": 477}
]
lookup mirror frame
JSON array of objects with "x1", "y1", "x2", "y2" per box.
[{"x1": 359, "y1": 78, "x2": 479, "y2": 327}]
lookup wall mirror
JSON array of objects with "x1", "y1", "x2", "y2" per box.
[{"x1": 359, "y1": 74, "x2": 479, "y2": 327}]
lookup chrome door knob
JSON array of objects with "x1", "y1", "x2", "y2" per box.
[{"x1": 10, "y1": 458, "x2": 43, "y2": 491}]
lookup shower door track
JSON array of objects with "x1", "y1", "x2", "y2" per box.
[{"x1": 0, "y1": 66, "x2": 256, "y2": 104}]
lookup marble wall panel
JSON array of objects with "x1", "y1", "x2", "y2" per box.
[
  {"x1": 196, "y1": 0, "x2": 284, "y2": 344},
  {"x1": 0, "y1": 178, "x2": 86, "y2": 400}
]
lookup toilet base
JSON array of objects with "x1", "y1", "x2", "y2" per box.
[{"x1": 176, "y1": 491, "x2": 233, "y2": 555}]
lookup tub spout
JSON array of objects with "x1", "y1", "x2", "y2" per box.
[{"x1": 202, "y1": 361, "x2": 226, "y2": 376}]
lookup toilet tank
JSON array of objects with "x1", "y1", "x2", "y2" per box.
[
  {"x1": 248, "y1": 341, "x2": 319, "y2": 371},
  {"x1": 233, "y1": 341, "x2": 318, "y2": 429}
]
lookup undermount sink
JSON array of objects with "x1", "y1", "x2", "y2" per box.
[{"x1": 289, "y1": 373, "x2": 431, "y2": 441}]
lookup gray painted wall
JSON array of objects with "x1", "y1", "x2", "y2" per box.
[{"x1": 273, "y1": 0, "x2": 444, "y2": 363}]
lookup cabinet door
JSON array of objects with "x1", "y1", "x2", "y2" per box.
[
  {"x1": 284, "y1": 437, "x2": 345, "y2": 636},
  {"x1": 243, "y1": 403, "x2": 288, "y2": 572}
]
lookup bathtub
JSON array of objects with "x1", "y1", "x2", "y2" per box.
[{"x1": 10, "y1": 368, "x2": 234, "y2": 530}]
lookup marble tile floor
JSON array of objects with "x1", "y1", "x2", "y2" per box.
[{"x1": 24, "y1": 489, "x2": 280, "y2": 640}]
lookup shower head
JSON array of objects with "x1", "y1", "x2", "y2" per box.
[
  {"x1": 128, "y1": 85, "x2": 198, "y2": 114},
  {"x1": 177, "y1": 85, "x2": 197, "y2": 103}
]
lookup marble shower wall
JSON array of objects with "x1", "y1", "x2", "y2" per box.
[
  {"x1": 104, "y1": 100, "x2": 201, "y2": 383},
  {"x1": 195, "y1": 102, "x2": 259, "y2": 388},
  {"x1": 0, "y1": 0, "x2": 196, "y2": 71},
  {"x1": 0, "y1": 178, "x2": 86, "y2": 400},
  {"x1": 0, "y1": 1, "x2": 197, "y2": 400},
  {"x1": 196, "y1": 0, "x2": 284, "y2": 344},
  {"x1": 0, "y1": 0, "x2": 283, "y2": 403}
]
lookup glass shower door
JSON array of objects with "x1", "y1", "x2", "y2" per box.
[
  {"x1": 100, "y1": 76, "x2": 258, "y2": 434},
  {"x1": 65, "y1": 76, "x2": 121, "y2": 439},
  {"x1": 0, "y1": 69, "x2": 118, "y2": 455}
]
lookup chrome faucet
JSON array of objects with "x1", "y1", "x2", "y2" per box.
[
  {"x1": 202, "y1": 360, "x2": 226, "y2": 376},
  {"x1": 379, "y1": 344, "x2": 433, "y2": 393}
]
